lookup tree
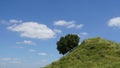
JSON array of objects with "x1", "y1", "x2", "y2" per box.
[{"x1": 57, "y1": 34, "x2": 80, "y2": 55}]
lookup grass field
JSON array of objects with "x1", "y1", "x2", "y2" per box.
[{"x1": 45, "y1": 37, "x2": 120, "y2": 68}]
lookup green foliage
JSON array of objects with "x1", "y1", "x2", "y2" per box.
[
  {"x1": 57, "y1": 34, "x2": 80, "y2": 55},
  {"x1": 45, "y1": 37, "x2": 120, "y2": 68}
]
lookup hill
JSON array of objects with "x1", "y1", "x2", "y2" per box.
[{"x1": 44, "y1": 37, "x2": 120, "y2": 68}]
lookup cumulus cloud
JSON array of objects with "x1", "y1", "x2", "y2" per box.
[
  {"x1": 108, "y1": 17, "x2": 120, "y2": 28},
  {"x1": 16, "y1": 40, "x2": 36, "y2": 45},
  {"x1": 54, "y1": 20, "x2": 84, "y2": 29},
  {"x1": 38, "y1": 52, "x2": 47, "y2": 56},
  {"x1": 7, "y1": 22, "x2": 56, "y2": 39}
]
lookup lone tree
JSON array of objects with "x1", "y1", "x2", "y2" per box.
[{"x1": 57, "y1": 34, "x2": 80, "y2": 55}]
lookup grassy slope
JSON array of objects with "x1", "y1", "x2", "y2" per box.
[{"x1": 45, "y1": 37, "x2": 120, "y2": 68}]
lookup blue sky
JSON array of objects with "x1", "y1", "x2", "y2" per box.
[{"x1": 1, "y1": 0, "x2": 120, "y2": 68}]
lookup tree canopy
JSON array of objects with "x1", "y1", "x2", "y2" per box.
[{"x1": 57, "y1": 34, "x2": 80, "y2": 55}]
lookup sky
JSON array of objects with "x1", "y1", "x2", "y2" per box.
[{"x1": 0, "y1": 0, "x2": 120, "y2": 68}]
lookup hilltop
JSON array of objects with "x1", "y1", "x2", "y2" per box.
[{"x1": 45, "y1": 37, "x2": 120, "y2": 68}]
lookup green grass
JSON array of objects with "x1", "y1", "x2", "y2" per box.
[{"x1": 44, "y1": 37, "x2": 120, "y2": 68}]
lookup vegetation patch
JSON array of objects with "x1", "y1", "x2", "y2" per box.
[{"x1": 45, "y1": 37, "x2": 120, "y2": 68}]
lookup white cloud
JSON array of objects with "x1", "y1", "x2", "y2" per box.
[
  {"x1": 0, "y1": 58, "x2": 20, "y2": 61},
  {"x1": 76, "y1": 24, "x2": 84, "y2": 29},
  {"x1": 108, "y1": 17, "x2": 120, "y2": 27},
  {"x1": 7, "y1": 22, "x2": 56, "y2": 39},
  {"x1": 80, "y1": 32, "x2": 88, "y2": 36},
  {"x1": 29, "y1": 49, "x2": 48, "y2": 57},
  {"x1": 67, "y1": 24, "x2": 75, "y2": 28},
  {"x1": 23, "y1": 40, "x2": 35, "y2": 45},
  {"x1": 0, "y1": 19, "x2": 22, "y2": 25},
  {"x1": 38, "y1": 52, "x2": 47, "y2": 56},
  {"x1": 79, "y1": 32, "x2": 88, "y2": 38},
  {"x1": 16, "y1": 40, "x2": 36, "y2": 45},
  {"x1": 53, "y1": 29, "x2": 62, "y2": 33},
  {"x1": 28, "y1": 49, "x2": 48, "y2": 56},
  {"x1": 0, "y1": 58, "x2": 22, "y2": 64},
  {"x1": 54, "y1": 20, "x2": 84, "y2": 29},
  {"x1": 54, "y1": 20, "x2": 74, "y2": 26},
  {"x1": 29, "y1": 49, "x2": 36, "y2": 52},
  {"x1": 9, "y1": 19, "x2": 22, "y2": 24}
]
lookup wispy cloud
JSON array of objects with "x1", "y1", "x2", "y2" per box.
[
  {"x1": 9, "y1": 19, "x2": 22, "y2": 24},
  {"x1": 80, "y1": 32, "x2": 88, "y2": 36},
  {"x1": 16, "y1": 40, "x2": 36, "y2": 45},
  {"x1": 53, "y1": 29, "x2": 62, "y2": 33},
  {"x1": 78, "y1": 32, "x2": 88, "y2": 39},
  {"x1": 0, "y1": 58, "x2": 20, "y2": 61},
  {"x1": 0, "y1": 19, "x2": 22, "y2": 25},
  {"x1": 38, "y1": 52, "x2": 47, "y2": 56},
  {"x1": 108, "y1": 17, "x2": 120, "y2": 28},
  {"x1": 54, "y1": 20, "x2": 84, "y2": 29},
  {"x1": 7, "y1": 22, "x2": 56, "y2": 39},
  {"x1": 54, "y1": 20, "x2": 74, "y2": 26},
  {"x1": 29, "y1": 49, "x2": 36, "y2": 52},
  {"x1": 76, "y1": 24, "x2": 84, "y2": 29},
  {"x1": 12, "y1": 46, "x2": 24, "y2": 49},
  {"x1": 0, "y1": 58, "x2": 22, "y2": 64},
  {"x1": 28, "y1": 48, "x2": 48, "y2": 56}
]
